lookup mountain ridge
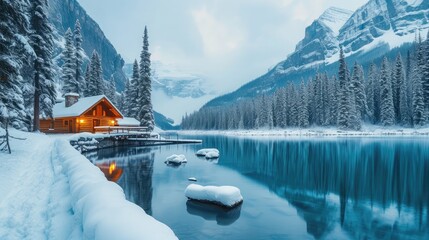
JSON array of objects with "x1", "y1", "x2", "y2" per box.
[{"x1": 204, "y1": 0, "x2": 429, "y2": 108}]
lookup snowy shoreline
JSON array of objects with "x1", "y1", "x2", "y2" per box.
[
  {"x1": 0, "y1": 129, "x2": 177, "y2": 240},
  {"x1": 176, "y1": 126, "x2": 429, "y2": 138}
]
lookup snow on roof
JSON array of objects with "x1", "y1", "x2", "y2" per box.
[
  {"x1": 117, "y1": 117, "x2": 140, "y2": 126},
  {"x1": 52, "y1": 95, "x2": 123, "y2": 118},
  {"x1": 64, "y1": 93, "x2": 80, "y2": 97}
]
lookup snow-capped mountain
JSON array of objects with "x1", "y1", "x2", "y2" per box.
[
  {"x1": 277, "y1": 0, "x2": 429, "y2": 74},
  {"x1": 151, "y1": 62, "x2": 210, "y2": 98},
  {"x1": 278, "y1": 7, "x2": 353, "y2": 74},
  {"x1": 47, "y1": 0, "x2": 127, "y2": 91},
  {"x1": 124, "y1": 62, "x2": 216, "y2": 124},
  {"x1": 124, "y1": 61, "x2": 209, "y2": 99},
  {"x1": 205, "y1": 0, "x2": 429, "y2": 108}
]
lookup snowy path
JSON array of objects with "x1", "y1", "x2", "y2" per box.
[
  {"x1": 0, "y1": 130, "x2": 177, "y2": 240},
  {"x1": 0, "y1": 133, "x2": 75, "y2": 240}
]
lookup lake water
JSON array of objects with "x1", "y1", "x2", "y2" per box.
[{"x1": 87, "y1": 135, "x2": 429, "y2": 240}]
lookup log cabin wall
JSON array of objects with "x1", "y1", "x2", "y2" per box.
[
  {"x1": 41, "y1": 117, "x2": 118, "y2": 133},
  {"x1": 40, "y1": 118, "x2": 76, "y2": 133},
  {"x1": 77, "y1": 117, "x2": 117, "y2": 133}
]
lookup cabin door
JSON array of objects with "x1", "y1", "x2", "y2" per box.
[{"x1": 93, "y1": 119, "x2": 100, "y2": 133}]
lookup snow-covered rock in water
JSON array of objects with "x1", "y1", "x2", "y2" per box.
[
  {"x1": 185, "y1": 184, "x2": 243, "y2": 208},
  {"x1": 196, "y1": 148, "x2": 219, "y2": 157},
  {"x1": 165, "y1": 154, "x2": 187, "y2": 165},
  {"x1": 205, "y1": 151, "x2": 220, "y2": 159},
  {"x1": 188, "y1": 177, "x2": 197, "y2": 182}
]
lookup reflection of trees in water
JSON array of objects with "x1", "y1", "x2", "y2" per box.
[
  {"x1": 120, "y1": 151, "x2": 154, "y2": 215},
  {"x1": 88, "y1": 147, "x2": 155, "y2": 216},
  {"x1": 202, "y1": 136, "x2": 429, "y2": 238}
]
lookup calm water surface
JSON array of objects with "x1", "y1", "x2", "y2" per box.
[{"x1": 87, "y1": 135, "x2": 429, "y2": 240}]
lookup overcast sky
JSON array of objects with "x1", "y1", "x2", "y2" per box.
[{"x1": 78, "y1": 0, "x2": 366, "y2": 93}]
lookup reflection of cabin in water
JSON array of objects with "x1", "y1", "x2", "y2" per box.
[{"x1": 40, "y1": 93, "x2": 124, "y2": 133}]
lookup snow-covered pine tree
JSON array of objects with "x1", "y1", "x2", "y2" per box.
[
  {"x1": 87, "y1": 50, "x2": 104, "y2": 96},
  {"x1": 128, "y1": 59, "x2": 140, "y2": 118},
  {"x1": 106, "y1": 76, "x2": 117, "y2": 105},
  {"x1": 267, "y1": 98, "x2": 274, "y2": 129},
  {"x1": 74, "y1": 20, "x2": 84, "y2": 96},
  {"x1": 421, "y1": 31, "x2": 429, "y2": 111},
  {"x1": 61, "y1": 28, "x2": 77, "y2": 94},
  {"x1": 326, "y1": 76, "x2": 338, "y2": 125},
  {"x1": 393, "y1": 54, "x2": 404, "y2": 122},
  {"x1": 83, "y1": 63, "x2": 91, "y2": 97},
  {"x1": 309, "y1": 74, "x2": 323, "y2": 126},
  {"x1": 122, "y1": 78, "x2": 131, "y2": 116},
  {"x1": 321, "y1": 74, "x2": 330, "y2": 126},
  {"x1": 299, "y1": 79, "x2": 309, "y2": 128},
  {"x1": 406, "y1": 50, "x2": 414, "y2": 123},
  {"x1": 257, "y1": 95, "x2": 267, "y2": 127},
  {"x1": 366, "y1": 63, "x2": 377, "y2": 123},
  {"x1": 30, "y1": 0, "x2": 57, "y2": 131},
  {"x1": 306, "y1": 78, "x2": 315, "y2": 125},
  {"x1": 348, "y1": 81, "x2": 361, "y2": 130},
  {"x1": 351, "y1": 62, "x2": 368, "y2": 122},
  {"x1": 412, "y1": 52, "x2": 425, "y2": 126},
  {"x1": 379, "y1": 57, "x2": 395, "y2": 126},
  {"x1": 0, "y1": 0, "x2": 30, "y2": 130},
  {"x1": 138, "y1": 27, "x2": 155, "y2": 131},
  {"x1": 337, "y1": 47, "x2": 352, "y2": 130},
  {"x1": 274, "y1": 88, "x2": 286, "y2": 128},
  {"x1": 394, "y1": 54, "x2": 410, "y2": 125},
  {"x1": 284, "y1": 85, "x2": 293, "y2": 127}
]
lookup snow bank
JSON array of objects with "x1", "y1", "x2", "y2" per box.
[
  {"x1": 56, "y1": 140, "x2": 177, "y2": 240},
  {"x1": 185, "y1": 184, "x2": 243, "y2": 208},
  {"x1": 196, "y1": 148, "x2": 219, "y2": 157},
  {"x1": 165, "y1": 154, "x2": 187, "y2": 165}
]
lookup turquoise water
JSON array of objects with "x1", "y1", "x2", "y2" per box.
[{"x1": 88, "y1": 135, "x2": 429, "y2": 239}]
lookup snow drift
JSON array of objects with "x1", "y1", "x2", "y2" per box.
[
  {"x1": 185, "y1": 184, "x2": 243, "y2": 208},
  {"x1": 56, "y1": 140, "x2": 177, "y2": 240}
]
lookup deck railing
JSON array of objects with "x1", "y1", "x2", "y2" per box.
[{"x1": 94, "y1": 126, "x2": 149, "y2": 134}]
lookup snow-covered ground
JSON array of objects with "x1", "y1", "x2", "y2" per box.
[
  {"x1": 0, "y1": 129, "x2": 177, "y2": 240},
  {"x1": 178, "y1": 125, "x2": 429, "y2": 138}
]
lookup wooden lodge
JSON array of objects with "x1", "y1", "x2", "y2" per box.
[{"x1": 40, "y1": 93, "x2": 125, "y2": 133}]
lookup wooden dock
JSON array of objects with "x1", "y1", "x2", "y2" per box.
[
  {"x1": 71, "y1": 126, "x2": 202, "y2": 152},
  {"x1": 127, "y1": 138, "x2": 202, "y2": 145}
]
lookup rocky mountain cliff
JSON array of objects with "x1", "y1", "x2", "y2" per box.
[
  {"x1": 205, "y1": 0, "x2": 429, "y2": 108},
  {"x1": 279, "y1": 7, "x2": 353, "y2": 74},
  {"x1": 48, "y1": 0, "x2": 127, "y2": 91}
]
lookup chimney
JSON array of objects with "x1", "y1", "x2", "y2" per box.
[{"x1": 65, "y1": 93, "x2": 80, "y2": 107}]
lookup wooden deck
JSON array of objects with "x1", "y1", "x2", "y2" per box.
[
  {"x1": 127, "y1": 138, "x2": 202, "y2": 144},
  {"x1": 71, "y1": 127, "x2": 202, "y2": 152}
]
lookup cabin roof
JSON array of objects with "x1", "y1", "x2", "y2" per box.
[{"x1": 52, "y1": 95, "x2": 123, "y2": 118}]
